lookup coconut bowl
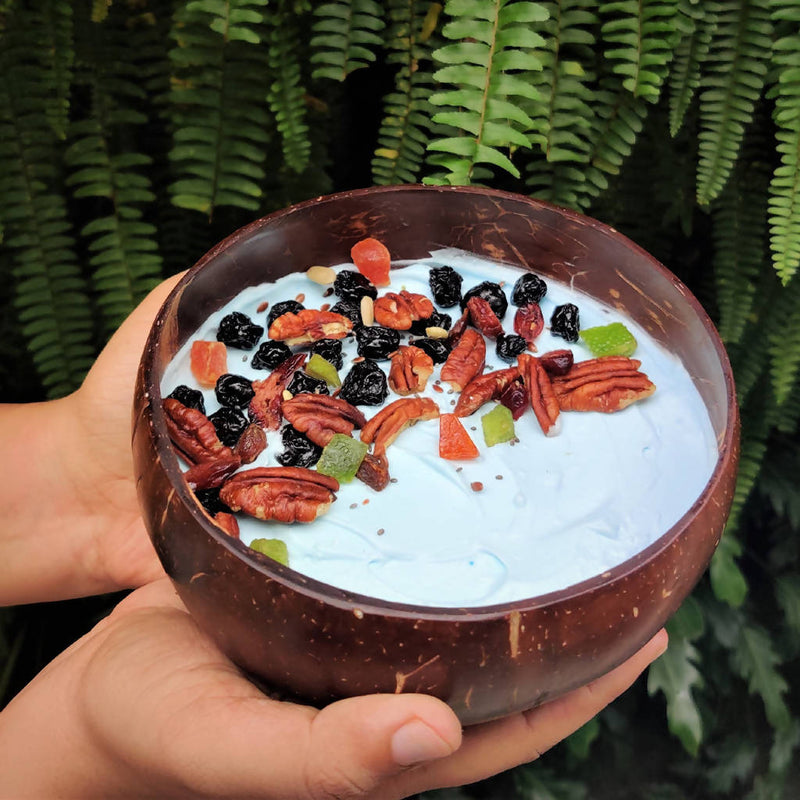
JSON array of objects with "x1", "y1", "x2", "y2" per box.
[{"x1": 133, "y1": 185, "x2": 739, "y2": 725}]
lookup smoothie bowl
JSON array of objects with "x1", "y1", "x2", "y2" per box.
[{"x1": 133, "y1": 185, "x2": 739, "y2": 725}]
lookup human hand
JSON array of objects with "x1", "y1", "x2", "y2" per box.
[
  {"x1": 0, "y1": 275, "x2": 183, "y2": 604},
  {"x1": 0, "y1": 578, "x2": 668, "y2": 799}
]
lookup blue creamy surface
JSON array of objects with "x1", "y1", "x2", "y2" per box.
[{"x1": 162, "y1": 250, "x2": 719, "y2": 607}]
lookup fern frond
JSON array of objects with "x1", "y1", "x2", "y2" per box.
[
  {"x1": 696, "y1": 0, "x2": 773, "y2": 206},
  {"x1": 40, "y1": 0, "x2": 74, "y2": 140},
  {"x1": 371, "y1": 0, "x2": 441, "y2": 185},
  {"x1": 426, "y1": 0, "x2": 550, "y2": 184},
  {"x1": 767, "y1": 276, "x2": 800, "y2": 406},
  {"x1": 267, "y1": 9, "x2": 311, "y2": 174},
  {"x1": 167, "y1": 0, "x2": 271, "y2": 217},
  {"x1": 0, "y1": 7, "x2": 94, "y2": 397},
  {"x1": 600, "y1": 0, "x2": 682, "y2": 103},
  {"x1": 310, "y1": 0, "x2": 386, "y2": 81},
  {"x1": 91, "y1": 0, "x2": 112, "y2": 24},
  {"x1": 668, "y1": 0, "x2": 715, "y2": 136},
  {"x1": 711, "y1": 144, "x2": 770, "y2": 346},
  {"x1": 766, "y1": 2, "x2": 800, "y2": 284}
]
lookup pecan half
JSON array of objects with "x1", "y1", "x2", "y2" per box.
[
  {"x1": 214, "y1": 511, "x2": 240, "y2": 539},
  {"x1": 356, "y1": 451, "x2": 391, "y2": 491},
  {"x1": 249, "y1": 353, "x2": 306, "y2": 430},
  {"x1": 388, "y1": 345, "x2": 434, "y2": 396},
  {"x1": 219, "y1": 466, "x2": 339, "y2": 523},
  {"x1": 282, "y1": 393, "x2": 367, "y2": 447},
  {"x1": 164, "y1": 398, "x2": 234, "y2": 464},
  {"x1": 552, "y1": 356, "x2": 656, "y2": 412},
  {"x1": 374, "y1": 291, "x2": 434, "y2": 330},
  {"x1": 447, "y1": 308, "x2": 470, "y2": 346},
  {"x1": 268, "y1": 309, "x2": 352, "y2": 345},
  {"x1": 360, "y1": 397, "x2": 440, "y2": 456},
  {"x1": 518, "y1": 353, "x2": 561, "y2": 436},
  {"x1": 453, "y1": 366, "x2": 520, "y2": 417},
  {"x1": 467, "y1": 296, "x2": 503, "y2": 339},
  {"x1": 184, "y1": 454, "x2": 242, "y2": 491},
  {"x1": 440, "y1": 328, "x2": 486, "y2": 392}
]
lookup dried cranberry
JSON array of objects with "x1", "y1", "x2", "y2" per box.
[
  {"x1": 251, "y1": 340, "x2": 292, "y2": 370},
  {"x1": 276, "y1": 425, "x2": 322, "y2": 468},
  {"x1": 499, "y1": 378, "x2": 528, "y2": 420},
  {"x1": 214, "y1": 374, "x2": 255, "y2": 408},
  {"x1": 267, "y1": 300, "x2": 304, "y2": 328},
  {"x1": 540, "y1": 349, "x2": 574, "y2": 376},
  {"x1": 287, "y1": 370, "x2": 329, "y2": 395},
  {"x1": 495, "y1": 334, "x2": 527, "y2": 363},
  {"x1": 429, "y1": 265, "x2": 462, "y2": 308},
  {"x1": 339, "y1": 359, "x2": 388, "y2": 406},
  {"x1": 209, "y1": 407, "x2": 248, "y2": 447},
  {"x1": 216, "y1": 311, "x2": 263, "y2": 350},
  {"x1": 334, "y1": 270, "x2": 378, "y2": 303},
  {"x1": 514, "y1": 303, "x2": 544, "y2": 344},
  {"x1": 511, "y1": 273, "x2": 547, "y2": 305},
  {"x1": 551, "y1": 303, "x2": 580, "y2": 342},
  {"x1": 355, "y1": 325, "x2": 400, "y2": 360},
  {"x1": 167, "y1": 385, "x2": 205, "y2": 414},
  {"x1": 310, "y1": 338, "x2": 343, "y2": 370},
  {"x1": 461, "y1": 281, "x2": 508, "y2": 319}
]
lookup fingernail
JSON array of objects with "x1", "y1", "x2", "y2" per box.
[{"x1": 391, "y1": 719, "x2": 455, "y2": 766}]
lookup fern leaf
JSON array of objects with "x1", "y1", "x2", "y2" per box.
[
  {"x1": 766, "y1": 2, "x2": 800, "y2": 284},
  {"x1": 91, "y1": 0, "x2": 112, "y2": 23},
  {"x1": 267, "y1": 9, "x2": 311, "y2": 174},
  {"x1": 668, "y1": 0, "x2": 715, "y2": 136},
  {"x1": 426, "y1": 0, "x2": 549, "y2": 184},
  {"x1": 600, "y1": 0, "x2": 682, "y2": 103},
  {"x1": 696, "y1": 0, "x2": 773, "y2": 206},
  {"x1": 711, "y1": 144, "x2": 770, "y2": 345},
  {"x1": 0, "y1": 7, "x2": 94, "y2": 397},
  {"x1": 167, "y1": 0, "x2": 271, "y2": 217},
  {"x1": 371, "y1": 0, "x2": 441, "y2": 185},
  {"x1": 767, "y1": 276, "x2": 800, "y2": 405},
  {"x1": 310, "y1": 0, "x2": 386, "y2": 81}
]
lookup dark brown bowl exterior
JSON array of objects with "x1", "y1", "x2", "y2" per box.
[{"x1": 133, "y1": 186, "x2": 739, "y2": 725}]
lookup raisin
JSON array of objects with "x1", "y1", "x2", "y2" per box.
[
  {"x1": 276, "y1": 425, "x2": 322, "y2": 468},
  {"x1": 194, "y1": 488, "x2": 231, "y2": 516},
  {"x1": 339, "y1": 359, "x2": 388, "y2": 406},
  {"x1": 251, "y1": 340, "x2": 292, "y2": 370},
  {"x1": 310, "y1": 338, "x2": 344, "y2": 370},
  {"x1": 267, "y1": 299, "x2": 304, "y2": 329},
  {"x1": 216, "y1": 311, "x2": 263, "y2": 350},
  {"x1": 429, "y1": 266, "x2": 462, "y2": 308},
  {"x1": 498, "y1": 378, "x2": 528, "y2": 420},
  {"x1": 511, "y1": 273, "x2": 547, "y2": 306},
  {"x1": 409, "y1": 310, "x2": 452, "y2": 336},
  {"x1": 287, "y1": 370, "x2": 329, "y2": 396},
  {"x1": 167, "y1": 385, "x2": 205, "y2": 414},
  {"x1": 461, "y1": 281, "x2": 508, "y2": 320},
  {"x1": 334, "y1": 269, "x2": 378, "y2": 303},
  {"x1": 411, "y1": 337, "x2": 451, "y2": 364},
  {"x1": 215, "y1": 374, "x2": 255, "y2": 408},
  {"x1": 495, "y1": 333, "x2": 528, "y2": 363},
  {"x1": 355, "y1": 325, "x2": 400, "y2": 360},
  {"x1": 551, "y1": 303, "x2": 580, "y2": 342},
  {"x1": 209, "y1": 407, "x2": 248, "y2": 447},
  {"x1": 330, "y1": 300, "x2": 362, "y2": 326}
]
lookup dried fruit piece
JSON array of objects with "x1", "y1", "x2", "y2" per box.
[
  {"x1": 267, "y1": 300, "x2": 304, "y2": 329},
  {"x1": 550, "y1": 303, "x2": 580, "y2": 342},
  {"x1": 466, "y1": 296, "x2": 503, "y2": 338},
  {"x1": 580, "y1": 322, "x2": 638, "y2": 357},
  {"x1": 252, "y1": 341, "x2": 292, "y2": 371},
  {"x1": 287, "y1": 371, "x2": 328, "y2": 396},
  {"x1": 234, "y1": 423, "x2": 267, "y2": 464},
  {"x1": 339, "y1": 359, "x2": 388, "y2": 406},
  {"x1": 539, "y1": 349, "x2": 574, "y2": 376},
  {"x1": 248, "y1": 353, "x2": 306, "y2": 430},
  {"x1": 411, "y1": 336, "x2": 451, "y2": 364},
  {"x1": 429, "y1": 265, "x2": 462, "y2": 308},
  {"x1": 360, "y1": 397, "x2": 440, "y2": 456},
  {"x1": 511, "y1": 273, "x2": 547, "y2": 305},
  {"x1": 190, "y1": 340, "x2": 228, "y2": 389},
  {"x1": 310, "y1": 338, "x2": 343, "y2": 370},
  {"x1": 495, "y1": 333, "x2": 527, "y2": 363},
  {"x1": 276, "y1": 425, "x2": 322, "y2": 468},
  {"x1": 351, "y1": 237, "x2": 391, "y2": 287},
  {"x1": 513, "y1": 303, "x2": 544, "y2": 347},
  {"x1": 306, "y1": 353, "x2": 341, "y2": 387},
  {"x1": 168, "y1": 385, "x2": 205, "y2": 414},
  {"x1": 439, "y1": 414, "x2": 479, "y2": 460},
  {"x1": 355, "y1": 325, "x2": 400, "y2": 360},
  {"x1": 215, "y1": 374, "x2": 255, "y2": 408},
  {"x1": 498, "y1": 378, "x2": 528, "y2": 420},
  {"x1": 441, "y1": 328, "x2": 486, "y2": 392},
  {"x1": 330, "y1": 299, "x2": 362, "y2": 325},
  {"x1": 316, "y1": 433, "x2": 369, "y2": 483},
  {"x1": 249, "y1": 538, "x2": 289, "y2": 566},
  {"x1": 409, "y1": 310, "x2": 451, "y2": 336},
  {"x1": 217, "y1": 311, "x2": 263, "y2": 349},
  {"x1": 481, "y1": 404, "x2": 515, "y2": 447},
  {"x1": 356, "y1": 452, "x2": 390, "y2": 491},
  {"x1": 334, "y1": 269, "x2": 378, "y2": 303},
  {"x1": 209, "y1": 407, "x2": 248, "y2": 447},
  {"x1": 461, "y1": 281, "x2": 508, "y2": 319},
  {"x1": 268, "y1": 309, "x2": 352, "y2": 345},
  {"x1": 388, "y1": 345, "x2": 434, "y2": 396},
  {"x1": 454, "y1": 367, "x2": 519, "y2": 417}
]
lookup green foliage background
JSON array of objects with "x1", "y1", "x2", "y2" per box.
[{"x1": 2, "y1": 0, "x2": 800, "y2": 796}]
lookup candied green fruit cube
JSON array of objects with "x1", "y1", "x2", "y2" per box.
[
  {"x1": 580, "y1": 322, "x2": 637, "y2": 357},
  {"x1": 306, "y1": 353, "x2": 341, "y2": 387},
  {"x1": 249, "y1": 538, "x2": 289, "y2": 566},
  {"x1": 481, "y1": 404, "x2": 515, "y2": 447},
  {"x1": 316, "y1": 433, "x2": 368, "y2": 483}
]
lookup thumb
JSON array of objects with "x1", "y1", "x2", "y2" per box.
[{"x1": 300, "y1": 693, "x2": 463, "y2": 799}]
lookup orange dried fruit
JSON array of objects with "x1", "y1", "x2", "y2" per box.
[
  {"x1": 439, "y1": 413, "x2": 479, "y2": 460},
  {"x1": 351, "y1": 237, "x2": 391, "y2": 287},
  {"x1": 190, "y1": 340, "x2": 228, "y2": 388}
]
